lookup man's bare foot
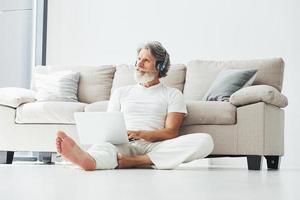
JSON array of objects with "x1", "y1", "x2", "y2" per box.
[
  {"x1": 56, "y1": 131, "x2": 96, "y2": 171},
  {"x1": 116, "y1": 153, "x2": 152, "y2": 169}
]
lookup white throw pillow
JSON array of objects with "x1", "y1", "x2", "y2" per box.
[
  {"x1": 0, "y1": 87, "x2": 36, "y2": 108},
  {"x1": 34, "y1": 71, "x2": 80, "y2": 102}
]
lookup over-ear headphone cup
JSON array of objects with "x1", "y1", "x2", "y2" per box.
[
  {"x1": 156, "y1": 61, "x2": 164, "y2": 72},
  {"x1": 159, "y1": 63, "x2": 164, "y2": 72}
]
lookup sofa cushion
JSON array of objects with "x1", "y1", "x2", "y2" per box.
[
  {"x1": 85, "y1": 101, "x2": 109, "y2": 112},
  {"x1": 230, "y1": 85, "x2": 288, "y2": 108},
  {"x1": 32, "y1": 65, "x2": 116, "y2": 103},
  {"x1": 202, "y1": 69, "x2": 257, "y2": 101},
  {"x1": 14, "y1": 100, "x2": 235, "y2": 125},
  {"x1": 0, "y1": 87, "x2": 36, "y2": 108},
  {"x1": 111, "y1": 64, "x2": 186, "y2": 94},
  {"x1": 84, "y1": 100, "x2": 236, "y2": 125},
  {"x1": 183, "y1": 101, "x2": 236, "y2": 125},
  {"x1": 15, "y1": 102, "x2": 87, "y2": 124},
  {"x1": 184, "y1": 58, "x2": 284, "y2": 100},
  {"x1": 34, "y1": 71, "x2": 80, "y2": 102}
]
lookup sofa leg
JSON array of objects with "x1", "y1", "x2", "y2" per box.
[
  {"x1": 38, "y1": 152, "x2": 54, "y2": 164},
  {"x1": 247, "y1": 155, "x2": 262, "y2": 170},
  {"x1": 264, "y1": 156, "x2": 280, "y2": 170},
  {"x1": 0, "y1": 151, "x2": 14, "y2": 164}
]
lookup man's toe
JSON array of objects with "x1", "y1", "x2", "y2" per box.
[
  {"x1": 57, "y1": 131, "x2": 68, "y2": 139},
  {"x1": 56, "y1": 144, "x2": 62, "y2": 153}
]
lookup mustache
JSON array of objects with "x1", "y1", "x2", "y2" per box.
[{"x1": 135, "y1": 68, "x2": 157, "y2": 74}]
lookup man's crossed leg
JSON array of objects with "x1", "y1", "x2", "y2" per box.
[{"x1": 56, "y1": 131, "x2": 213, "y2": 171}]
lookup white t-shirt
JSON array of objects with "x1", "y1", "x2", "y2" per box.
[{"x1": 107, "y1": 82, "x2": 187, "y2": 131}]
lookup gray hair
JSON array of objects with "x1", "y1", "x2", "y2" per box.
[{"x1": 137, "y1": 41, "x2": 170, "y2": 78}]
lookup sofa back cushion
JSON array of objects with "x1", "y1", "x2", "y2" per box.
[
  {"x1": 32, "y1": 65, "x2": 116, "y2": 103},
  {"x1": 111, "y1": 64, "x2": 186, "y2": 94},
  {"x1": 183, "y1": 58, "x2": 284, "y2": 100}
]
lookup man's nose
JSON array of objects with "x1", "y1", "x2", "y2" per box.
[{"x1": 137, "y1": 61, "x2": 144, "y2": 68}]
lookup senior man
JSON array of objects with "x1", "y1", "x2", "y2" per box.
[{"x1": 56, "y1": 41, "x2": 214, "y2": 170}]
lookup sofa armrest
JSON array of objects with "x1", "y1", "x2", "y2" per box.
[
  {"x1": 229, "y1": 85, "x2": 288, "y2": 108},
  {"x1": 236, "y1": 102, "x2": 284, "y2": 155},
  {"x1": 0, "y1": 87, "x2": 36, "y2": 108}
]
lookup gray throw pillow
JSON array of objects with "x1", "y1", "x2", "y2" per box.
[{"x1": 202, "y1": 68, "x2": 257, "y2": 101}]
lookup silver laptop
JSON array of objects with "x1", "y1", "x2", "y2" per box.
[{"x1": 74, "y1": 112, "x2": 129, "y2": 145}]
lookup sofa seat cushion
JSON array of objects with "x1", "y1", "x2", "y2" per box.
[
  {"x1": 84, "y1": 100, "x2": 236, "y2": 125},
  {"x1": 15, "y1": 102, "x2": 87, "y2": 124},
  {"x1": 85, "y1": 101, "x2": 109, "y2": 112},
  {"x1": 183, "y1": 101, "x2": 236, "y2": 125}
]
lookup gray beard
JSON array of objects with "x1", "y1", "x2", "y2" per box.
[{"x1": 134, "y1": 69, "x2": 156, "y2": 85}]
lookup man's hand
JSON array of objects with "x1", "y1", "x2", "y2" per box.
[
  {"x1": 133, "y1": 113, "x2": 185, "y2": 142},
  {"x1": 127, "y1": 112, "x2": 185, "y2": 142},
  {"x1": 127, "y1": 130, "x2": 149, "y2": 141}
]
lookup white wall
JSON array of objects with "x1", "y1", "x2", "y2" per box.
[
  {"x1": 47, "y1": 0, "x2": 300, "y2": 169},
  {"x1": 0, "y1": 0, "x2": 34, "y2": 88}
]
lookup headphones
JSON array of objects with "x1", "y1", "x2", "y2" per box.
[
  {"x1": 155, "y1": 53, "x2": 169, "y2": 76},
  {"x1": 135, "y1": 53, "x2": 169, "y2": 77}
]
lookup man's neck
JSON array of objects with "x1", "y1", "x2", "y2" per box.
[{"x1": 141, "y1": 78, "x2": 160, "y2": 88}]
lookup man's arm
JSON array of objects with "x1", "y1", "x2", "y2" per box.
[{"x1": 128, "y1": 112, "x2": 185, "y2": 142}]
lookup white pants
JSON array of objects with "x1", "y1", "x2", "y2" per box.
[{"x1": 87, "y1": 133, "x2": 214, "y2": 170}]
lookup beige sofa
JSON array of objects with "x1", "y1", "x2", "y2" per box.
[{"x1": 0, "y1": 58, "x2": 288, "y2": 170}]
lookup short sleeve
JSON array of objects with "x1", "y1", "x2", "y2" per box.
[
  {"x1": 167, "y1": 88, "x2": 188, "y2": 115},
  {"x1": 107, "y1": 88, "x2": 121, "y2": 112}
]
